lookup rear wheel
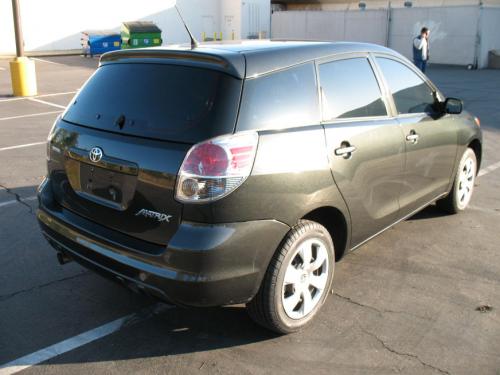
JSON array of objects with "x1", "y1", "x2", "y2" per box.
[
  {"x1": 246, "y1": 220, "x2": 335, "y2": 334},
  {"x1": 437, "y1": 148, "x2": 477, "y2": 214}
]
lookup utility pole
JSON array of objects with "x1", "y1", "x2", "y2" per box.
[
  {"x1": 385, "y1": 1, "x2": 392, "y2": 48},
  {"x1": 12, "y1": 0, "x2": 25, "y2": 57},
  {"x1": 9, "y1": 0, "x2": 37, "y2": 96}
]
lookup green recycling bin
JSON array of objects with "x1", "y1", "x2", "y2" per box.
[{"x1": 121, "y1": 21, "x2": 162, "y2": 49}]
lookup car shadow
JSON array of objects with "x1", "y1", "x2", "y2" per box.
[
  {"x1": 406, "y1": 204, "x2": 449, "y2": 221},
  {"x1": 1, "y1": 184, "x2": 280, "y2": 367},
  {"x1": 35, "y1": 303, "x2": 280, "y2": 367}
]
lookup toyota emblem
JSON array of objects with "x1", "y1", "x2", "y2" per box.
[{"x1": 89, "y1": 147, "x2": 103, "y2": 163}]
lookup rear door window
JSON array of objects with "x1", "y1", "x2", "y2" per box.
[
  {"x1": 63, "y1": 63, "x2": 242, "y2": 144},
  {"x1": 376, "y1": 58, "x2": 436, "y2": 115},
  {"x1": 236, "y1": 63, "x2": 319, "y2": 131},
  {"x1": 319, "y1": 57, "x2": 387, "y2": 121}
]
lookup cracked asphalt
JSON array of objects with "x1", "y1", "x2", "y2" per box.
[{"x1": 1, "y1": 56, "x2": 500, "y2": 375}]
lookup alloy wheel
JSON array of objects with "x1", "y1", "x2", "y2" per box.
[
  {"x1": 457, "y1": 156, "x2": 476, "y2": 209},
  {"x1": 281, "y1": 238, "x2": 329, "y2": 320}
]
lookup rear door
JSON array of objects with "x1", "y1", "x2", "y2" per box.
[
  {"x1": 374, "y1": 57, "x2": 457, "y2": 216},
  {"x1": 48, "y1": 62, "x2": 242, "y2": 246},
  {"x1": 319, "y1": 55, "x2": 406, "y2": 247}
]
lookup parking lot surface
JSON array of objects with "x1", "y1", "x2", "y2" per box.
[{"x1": 1, "y1": 56, "x2": 499, "y2": 375}]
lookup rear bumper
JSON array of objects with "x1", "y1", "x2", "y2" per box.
[{"x1": 37, "y1": 178, "x2": 290, "y2": 307}]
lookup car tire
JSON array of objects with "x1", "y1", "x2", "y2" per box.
[
  {"x1": 437, "y1": 147, "x2": 477, "y2": 214},
  {"x1": 246, "y1": 220, "x2": 335, "y2": 334}
]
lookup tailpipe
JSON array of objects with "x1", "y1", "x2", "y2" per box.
[{"x1": 57, "y1": 251, "x2": 73, "y2": 265}]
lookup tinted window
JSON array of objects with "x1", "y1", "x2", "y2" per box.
[
  {"x1": 63, "y1": 64, "x2": 241, "y2": 143},
  {"x1": 237, "y1": 63, "x2": 319, "y2": 131},
  {"x1": 319, "y1": 58, "x2": 387, "y2": 120},
  {"x1": 376, "y1": 58, "x2": 436, "y2": 114}
]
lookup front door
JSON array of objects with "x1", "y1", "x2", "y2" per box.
[
  {"x1": 318, "y1": 56, "x2": 406, "y2": 247},
  {"x1": 375, "y1": 57, "x2": 458, "y2": 216}
]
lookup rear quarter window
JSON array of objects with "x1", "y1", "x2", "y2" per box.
[
  {"x1": 63, "y1": 63, "x2": 242, "y2": 144},
  {"x1": 236, "y1": 63, "x2": 320, "y2": 131}
]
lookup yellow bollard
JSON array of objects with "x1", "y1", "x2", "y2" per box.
[
  {"x1": 202, "y1": 32, "x2": 206, "y2": 42},
  {"x1": 213, "y1": 32, "x2": 217, "y2": 41},
  {"x1": 232, "y1": 31, "x2": 235, "y2": 40},
  {"x1": 10, "y1": 56, "x2": 37, "y2": 96},
  {"x1": 219, "y1": 32, "x2": 223, "y2": 41}
]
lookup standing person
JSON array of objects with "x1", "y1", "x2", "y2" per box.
[{"x1": 413, "y1": 27, "x2": 430, "y2": 73}]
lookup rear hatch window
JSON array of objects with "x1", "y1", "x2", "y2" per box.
[{"x1": 63, "y1": 63, "x2": 242, "y2": 144}]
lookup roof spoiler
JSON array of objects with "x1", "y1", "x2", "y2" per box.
[{"x1": 99, "y1": 49, "x2": 245, "y2": 79}]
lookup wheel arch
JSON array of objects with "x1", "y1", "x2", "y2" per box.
[
  {"x1": 468, "y1": 138, "x2": 482, "y2": 173},
  {"x1": 301, "y1": 206, "x2": 350, "y2": 261}
]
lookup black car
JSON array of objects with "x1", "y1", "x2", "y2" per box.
[{"x1": 38, "y1": 41, "x2": 482, "y2": 333}]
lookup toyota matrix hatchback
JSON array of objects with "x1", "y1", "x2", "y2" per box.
[{"x1": 37, "y1": 41, "x2": 482, "y2": 333}]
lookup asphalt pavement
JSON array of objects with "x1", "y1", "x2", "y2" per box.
[{"x1": 0, "y1": 56, "x2": 499, "y2": 375}]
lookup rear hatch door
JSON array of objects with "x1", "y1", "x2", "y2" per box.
[{"x1": 48, "y1": 61, "x2": 242, "y2": 246}]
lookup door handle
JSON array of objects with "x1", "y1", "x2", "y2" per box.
[
  {"x1": 405, "y1": 131, "x2": 419, "y2": 144},
  {"x1": 334, "y1": 143, "x2": 357, "y2": 158}
]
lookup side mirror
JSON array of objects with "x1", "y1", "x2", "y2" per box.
[{"x1": 444, "y1": 97, "x2": 463, "y2": 114}]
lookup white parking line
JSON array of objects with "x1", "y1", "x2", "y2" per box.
[
  {"x1": 31, "y1": 57, "x2": 65, "y2": 66},
  {"x1": 38, "y1": 91, "x2": 77, "y2": 98},
  {"x1": 0, "y1": 91, "x2": 77, "y2": 103},
  {"x1": 0, "y1": 303, "x2": 172, "y2": 375},
  {"x1": 0, "y1": 196, "x2": 37, "y2": 208},
  {"x1": 0, "y1": 142, "x2": 46, "y2": 152},
  {"x1": 0, "y1": 111, "x2": 62, "y2": 121},
  {"x1": 27, "y1": 97, "x2": 66, "y2": 109}
]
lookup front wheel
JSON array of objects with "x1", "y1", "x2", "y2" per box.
[
  {"x1": 246, "y1": 220, "x2": 335, "y2": 334},
  {"x1": 437, "y1": 148, "x2": 477, "y2": 214}
]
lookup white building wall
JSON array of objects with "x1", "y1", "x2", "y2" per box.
[
  {"x1": 221, "y1": 0, "x2": 242, "y2": 40},
  {"x1": 0, "y1": 0, "x2": 259, "y2": 55}
]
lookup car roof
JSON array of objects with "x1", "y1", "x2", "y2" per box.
[{"x1": 100, "y1": 40, "x2": 402, "y2": 79}]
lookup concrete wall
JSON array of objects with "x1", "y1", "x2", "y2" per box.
[
  {"x1": 279, "y1": 0, "x2": 500, "y2": 9},
  {"x1": 389, "y1": 6, "x2": 479, "y2": 66},
  {"x1": 272, "y1": 10, "x2": 388, "y2": 45},
  {"x1": 479, "y1": 7, "x2": 500, "y2": 68},
  {"x1": 242, "y1": 0, "x2": 271, "y2": 39},
  {"x1": 271, "y1": 6, "x2": 500, "y2": 68},
  {"x1": 0, "y1": 0, "x2": 271, "y2": 55}
]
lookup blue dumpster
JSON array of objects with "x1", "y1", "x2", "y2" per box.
[{"x1": 81, "y1": 30, "x2": 121, "y2": 57}]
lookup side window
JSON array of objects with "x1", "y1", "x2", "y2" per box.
[
  {"x1": 237, "y1": 63, "x2": 319, "y2": 131},
  {"x1": 376, "y1": 58, "x2": 436, "y2": 115},
  {"x1": 319, "y1": 57, "x2": 387, "y2": 121}
]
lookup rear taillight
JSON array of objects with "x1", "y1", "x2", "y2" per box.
[
  {"x1": 474, "y1": 116, "x2": 480, "y2": 127},
  {"x1": 175, "y1": 132, "x2": 258, "y2": 203}
]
